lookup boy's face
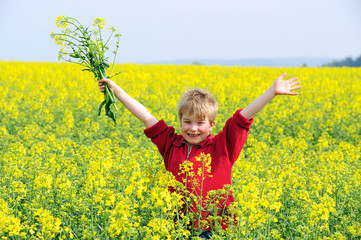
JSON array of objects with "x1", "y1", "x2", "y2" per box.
[{"x1": 180, "y1": 112, "x2": 215, "y2": 145}]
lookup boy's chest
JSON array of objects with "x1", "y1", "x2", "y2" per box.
[
  {"x1": 167, "y1": 144, "x2": 209, "y2": 172},
  {"x1": 166, "y1": 143, "x2": 233, "y2": 191},
  {"x1": 166, "y1": 144, "x2": 229, "y2": 176}
]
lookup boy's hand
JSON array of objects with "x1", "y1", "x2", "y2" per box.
[
  {"x1": 272, "y1": 73, "x2": 301, "y2": 96},
  {"x1": 241, "y1": 73, "x2": 301, "y2": 119},
  {"x1": 98, "y1": 78, "x2": 117, "y2": 92}
]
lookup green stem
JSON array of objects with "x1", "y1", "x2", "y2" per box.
[
  {"x1": 63, "y1": 17, "x2": 83, "y2": 30},
  {"x1": 67, "y1": 17, "x2": 83, "y2": 27},
  {"x1": 98, "y1": 25, "x2": 103, "y2": 51},
  {"x1": 91, "y1": 201, "x2": 95, "y2": 239},
  {"x1": 52, "y1": 33, "x2": 84, "y2": 46},
  {"x1": 99, "y1": 67, "x2": 106, "y2": 79},
  {"x1": 55, "y1": 38, "x2": 92, "y2": 66},
  {"x1": 184, "y1": 171, "x2": 189, "y2": 216},
  {"x1": 108, "y1": 36, "x2": 120, "y2": 77},
  {"x1": 60, "y1": 56, "x2": 89, "y2": 68},
  {"x1": 103, "y1": 30, "x2": 114, "y2": 49},
  {"x1": 198, "y1": 157, "x2": 205, "y2": 233},
  {"x1": 99, "y1": 68, "x2": 118, "y2": 110},
  {"x1": 174, "y1": 201, "x2": 182, "y2": 238}
]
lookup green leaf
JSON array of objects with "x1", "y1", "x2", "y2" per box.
[
  {"x1": 98, "y1": 100, "x2": 106, "y2": 115},
  {"x1": 100, "y1": 61, "x2": 110, "y2": 69},
  {"x1": 108, "y1": 71, "x2": 121, "y2": 79},
  {"x1": 105, "y1": 101, "x2": 116, "y2": 124}
]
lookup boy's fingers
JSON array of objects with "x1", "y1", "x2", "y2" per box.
[
  {"x1": 98, "y1": 78, "x2": 108, "y2": 83},
  {"x1": 98, "y1": 78, "x2": 110, "y2": 88},
  {"x1": 279, "y1": 72, "x2": 287, "y2": 79},
  {"x1": 289, "y1": 76, "x2": 299, "y2": 81},
  {"x1": 290, "y1": 80, "x2": 301, "y2": 87},
  {"x1": 290, "y1": 85, "x2": 302, "y2": 91}
]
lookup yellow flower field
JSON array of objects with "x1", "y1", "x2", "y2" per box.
[{"x1": 0, "y1": 61, "x2": 360, "y2": 239}]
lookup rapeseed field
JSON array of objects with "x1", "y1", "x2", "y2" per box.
[{"x1": 0, "y1": 61, "x2": 360, "y2": 239}]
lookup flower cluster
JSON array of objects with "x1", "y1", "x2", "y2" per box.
[
  {"x1": 177, "y1": 153, "x2": 234, "y2": 235},
  {"x1": 51, "y1": 15, "x2": 121, "y2": 123},
  {"x1": 0, "y1": 61, "x2": 360, "y2": 239}
]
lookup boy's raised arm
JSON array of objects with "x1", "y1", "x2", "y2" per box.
[
  {"x1": 240, "y1": 73, "x2": 301, "y2": 120},
  {"x1": 99, "y1": 78, "x2": 158, "y2": 128}
]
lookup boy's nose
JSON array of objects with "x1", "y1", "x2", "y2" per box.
[{"x1": 190, "y1": 124, "x2": 197, "y2": 131}]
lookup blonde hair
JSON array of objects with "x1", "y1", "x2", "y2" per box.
[{"x1": 177, "y1": 88, "x2": 218, "y2": 124}]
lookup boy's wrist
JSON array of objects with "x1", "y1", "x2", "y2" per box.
[{"x1": 266, "y1": 86, "x2": 277, "y2": 99}]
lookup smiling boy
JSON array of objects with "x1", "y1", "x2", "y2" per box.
[{"x1": 98, "y1": 72, "x2": 301, "y2": 237}]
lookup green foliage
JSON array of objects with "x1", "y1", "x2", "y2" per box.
[
  {"x1": 0, "y1": 62, "x2": 360, "y2": 239},
  {"x1": 323, "y1": 54, "x2": 361, "y2": 67},
  {"x1": 51, "y1": 16, "x2": 121, "y2": 123}
]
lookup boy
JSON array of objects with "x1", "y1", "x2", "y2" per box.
[{"x1": 98, "y1": 72, "x2": 301, "y2": 236}]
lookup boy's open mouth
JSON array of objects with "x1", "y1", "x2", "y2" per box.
[{"x1": 188, "y1": 133, "x2": 200, "y2": 138}]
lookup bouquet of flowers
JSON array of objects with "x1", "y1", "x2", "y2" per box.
[{"x1": 51, "y1": 15, "x2": 121, "y2": 123}]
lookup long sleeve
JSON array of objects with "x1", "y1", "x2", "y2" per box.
[
  {"x1": 144, "y1": 120, "x2": 180, "y2": 169},
  {"x1": 214, "y1": 109, "x2": 253, "y2": 165}
]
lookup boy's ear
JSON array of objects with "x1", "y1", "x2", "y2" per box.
[{"x1": 209, "y1": 121, "x2": 216, "y2": 130}]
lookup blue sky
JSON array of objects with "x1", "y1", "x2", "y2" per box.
[{"x1": 0, "y1": 0, "x2": 360, "y2": 63}]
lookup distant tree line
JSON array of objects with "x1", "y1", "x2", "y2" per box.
[{"x1": 323, "y1": 54, "x2": 361, "y2": 67}]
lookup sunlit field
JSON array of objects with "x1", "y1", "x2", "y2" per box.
[{"x1": 0, "y1": 62, "x2": 360, "y2": 239}]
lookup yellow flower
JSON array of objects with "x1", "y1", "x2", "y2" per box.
[
  {"x1": 34, "y1": 208, "x2": 62, "y2": 237},
  {"x1": 34, "y1": 173, "x2": 53, "y2": 190},
  {"x1": 55, "y1": 15, "x2": 66, "y2": 27},
  {"x1": 93, "y1": 18, "x2": 106, "y2": 29},
  {"x1": 1, "y1": 62, "x2": 361, "y2": 239}
]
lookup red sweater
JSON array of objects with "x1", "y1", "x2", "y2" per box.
[{"x1": 144, "y1": 109, "x2": 253, "y2": 229}]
